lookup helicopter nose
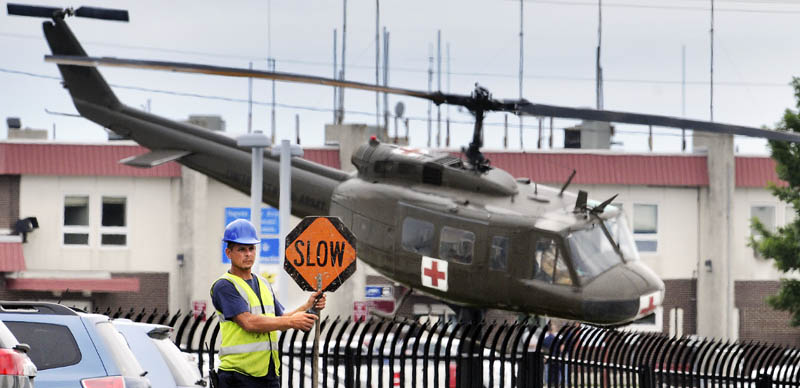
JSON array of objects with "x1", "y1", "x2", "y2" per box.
[{"x1": 581, "y1": 261, "x2": 665, "y2": 325}]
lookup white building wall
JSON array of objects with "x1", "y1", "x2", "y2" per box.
[
  {"x1": 19, "y1": 175, "x2": 182, "y2": 310},
  {"x1": 732, "y1": 187, "x2": 792, "y2": 281}
]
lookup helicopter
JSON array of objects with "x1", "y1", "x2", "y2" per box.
[{"x1": 10, "y1": 4, "x2": 800, "y2": 325}]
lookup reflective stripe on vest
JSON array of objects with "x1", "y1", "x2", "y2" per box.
[{"x1": 211, "y1": 272, "x2": 280, "y2": 377}]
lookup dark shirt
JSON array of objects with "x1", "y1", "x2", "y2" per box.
[{"x1": 211, "y1": 273, "x2": 285, "y2": 380}]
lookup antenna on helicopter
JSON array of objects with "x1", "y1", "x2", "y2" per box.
[
  {"x1": 591, "y1": 193, "x2": 619, "y2": 214},
  {"x1": 559, "y1": 169, "x2": 577, "y2": 197}
]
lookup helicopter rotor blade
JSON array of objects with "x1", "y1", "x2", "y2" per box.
[
  {"x1": 7, "y1": 3, "x2": 63, "y2": 18},
  {"x1": 45, "y1": 55, "x2": 453, "y2": 104},
  {"x1": 7, "y1": 3, "x2": 128, "y2": 21},
  {"x1": 512, "y1": 100, "x2": 800, "y2": 143},
  {"x1": 73, "y1": 6, "x2": 129, "y2": 22},
  {"x1": 44, "y1": 54, "x2": 800, "y2": 143}
]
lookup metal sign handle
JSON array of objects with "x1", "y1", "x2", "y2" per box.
[{"x1": 312, "y1": 274, "x2": 321, "y2": 388}]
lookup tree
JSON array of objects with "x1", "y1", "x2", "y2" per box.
[{"x1": 749, "y1": 77, "x2": 800, "y2": 326}]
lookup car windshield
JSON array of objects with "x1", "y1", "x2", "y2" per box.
[
  {"x1": 151, "y1": 336, "x2": 202, "y2": 386},
  {"x1": 567, "y1": 221, "x2": 622, "y2": 283},
  {"x1": 94, "y1": 321, "x2": 146, "y2": 378},
  {"x1": 603, "y1": 213, "x2": 640, "y2": 261}
]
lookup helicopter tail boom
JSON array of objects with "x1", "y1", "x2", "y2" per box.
[{"x1": 43, "y1": 18, "x2": 121, "y2": 114}]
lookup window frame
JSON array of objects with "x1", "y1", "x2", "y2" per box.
[
  {"x1": 100, "y1": 196, "x2": 128, "y2": 248},
  {"x1": 632, "y1": 203, "x2": 659, "y2": 254},
  {"x1": 489, "y1": 235, "x2": 510, "y2": 272},
  {"x1": 62, "y1": 194, "x2": 91, "y2": 247},
  {"x1": 438, "y1": 226, "x2": 475, "y2": 265}
]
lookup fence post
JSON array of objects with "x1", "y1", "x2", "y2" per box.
[
  {"x1": 519, "y1": 351, "x2": 543, "y2": 388},
  {"x1": 455, "y1": 349, "x2": 482, "y2": 388},
  {"x1": 638, "y1": 364, "x2": 654, "y2": 388},
  {"x1": 755, "y1": 373, "x2": 772, "y2": 388},
  {"x1": 344, "y1": 345, "x2": 356, "y2": 388}
]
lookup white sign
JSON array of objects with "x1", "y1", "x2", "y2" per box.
[{"x1": 421, "y1": 256, "x2": 448, "y2": 292}]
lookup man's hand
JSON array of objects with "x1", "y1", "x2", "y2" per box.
[
  {"x1": 287, "y1": 312, "x2": 318, "y2": 332},
  {"x1": 304, "y1": 290, "x2": 327, "y2": 312}
]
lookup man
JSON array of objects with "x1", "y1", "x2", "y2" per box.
[{"x1": 211, "y1": 219, "x2": 325, "y2": 388}]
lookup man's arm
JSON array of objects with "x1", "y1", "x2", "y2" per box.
[{"x1": 232, "y1": 311, "x2": 318, "y2": 333}]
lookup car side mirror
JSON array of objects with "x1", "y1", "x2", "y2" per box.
[{"x1": 13, "y1": 343, "x2": 30, "y2": 353}]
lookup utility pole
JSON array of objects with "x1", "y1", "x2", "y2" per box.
[
  {"x1": 710, "y1": 0, "x2": 714, "y2": 122},
  {"x1": 682, "y1": 44, "x2": 686, "y2": 151},
  {"x1": 375, "y1": 0, "x2": 380, "y2": 133},
  {"x1": 270, "y1": 59, "x2": 276, "y2": 145},
  {"x1": 596, "y1": 0, "x2": 604, "y2": 110},
  {"x1": 427, "y1": 44, "x2": 433, "y2": 148},
  {"x1": 519, "y1": 0, "x2": 524, "y2": 150},
  {"x1": 339, "y1": 0, "x2": 347, "y2": 124},
  {"x1": 446, "y1": 42, "x2": 451, "y2": 147},
  {"x1": 333, "y1": 29, "x2": 338, "y2": 124},
  {"x1": 247, "y1": 62, "x2": 253, "y2": 134},
  {"x1": 383, "y1": 28, "x2": 390, "y2": 135},
  {"x1": 437, "y1": 30, "x2": 442, "y2": 148}
]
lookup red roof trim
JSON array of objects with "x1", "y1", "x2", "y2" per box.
[
  {"x1": 0, "y1": 143, "x2": 181, "y2": 177},
  {"x1": 0, "y1": 243, "x2": 26, "y2": 272},
  {"x1": 5, "y1": 277, "x2": 140, "y2": 292}
]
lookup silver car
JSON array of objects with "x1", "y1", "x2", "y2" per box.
[{"x1": 113, "y1": 319, "x2": 205, "y2": 388}]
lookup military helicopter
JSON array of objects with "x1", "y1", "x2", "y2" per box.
[{"x1": 10, "y1": 4, "x2": 800, "y2": 325}]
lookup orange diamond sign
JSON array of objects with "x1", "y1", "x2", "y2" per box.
[{"x1": 284, "y1": 216, "x2": 357, "y2": 292}]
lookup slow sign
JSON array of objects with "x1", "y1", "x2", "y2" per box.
[{"x1": 284, "y1": 216, "x2": 357, "y2": 292}]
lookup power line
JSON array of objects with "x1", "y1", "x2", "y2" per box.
[{"x1": 516, "y1": 0, "x2": 800, "y2": 14}]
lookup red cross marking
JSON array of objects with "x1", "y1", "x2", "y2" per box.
[
  {"x1": 639, "y1": 296, "x2": 656, "y2": 315},
  {"x1": 397, "y1": 147, "x2": 422, "y2": 155},
  {"x1": 423, "y1": 260, "x2": 446, "y2": 287}
]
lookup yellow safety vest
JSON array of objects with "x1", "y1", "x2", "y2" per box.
[{"x1": 211, "y1": 272, "x2": 280, "y2": 377}]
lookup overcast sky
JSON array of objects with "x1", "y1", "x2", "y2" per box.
[{"x1": 3, "y1": 0, "x2": 800, "y2": 154}]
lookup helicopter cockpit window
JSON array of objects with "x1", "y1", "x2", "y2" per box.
[
  {"x1": 603, "y1": 213, "x2": 640, "y2": 261},
  {"x1": 439, "y1": 226, "x2": 474, "y2": 264},
  {"x1": 401, "y1": 217, "x2": 435, "y2": 256},
  {"x1": 489, "y1": 236, "x2": 509, "y2": 271},
  {"x1": 567, "y1": 222, "x2": 623, "y2": 283},
  {"x1": 533, "y1": 237, "x2": 573, "y2": 285}
]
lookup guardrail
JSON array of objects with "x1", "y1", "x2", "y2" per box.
[{"x1": 98, "y1": 307, "x2": 800, "y2": 388}]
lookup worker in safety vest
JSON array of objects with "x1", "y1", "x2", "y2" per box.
[{"x1": 211, "y1": 218, "x2": 324, "y2": 388}]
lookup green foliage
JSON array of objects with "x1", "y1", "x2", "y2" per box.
[{"x1": 749, "y1": 77, "x2": 800, "y2": 325}]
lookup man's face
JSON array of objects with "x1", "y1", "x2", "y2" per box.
[{"x1": 226, "y1": 243, "x2": 257, "y2": 272}]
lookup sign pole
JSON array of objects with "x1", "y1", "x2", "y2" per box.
[{"x1": 312, "y1": 275, "x2": 321, "y2": 388}]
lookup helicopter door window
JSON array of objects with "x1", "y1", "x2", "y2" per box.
[
  {"x1": 553, "y1": 256, "x2": 573, "y2": 286},
  {"x1": 489, "y1": 236, "x2": 509, "y2": 271},
  {"x1": 534, "y1": 238, "x2": 558, "y2": 282},
  {"x1": 401, "y1": 217, "x2": 435, "y2": 256},
  {"x1": 439, "y1": 226, "x2": 474, "y2": 264}
]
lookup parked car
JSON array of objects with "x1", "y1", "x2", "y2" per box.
[
  {"x1": 0, "y1": 301, "x2": 150, "y2": 388},
  {"x1": 0, "y1": 319, "x2": 37, "y2": 388},
  {"x1": 113, "y1": 319, "x2": 206, "y2": 388}
]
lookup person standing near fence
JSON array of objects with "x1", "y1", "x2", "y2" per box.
[{"x1": 211, "y1": 219, "x2": 326, "y2": 388}]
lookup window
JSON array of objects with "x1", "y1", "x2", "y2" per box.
[
  {"x1": 534, "y1": 237, "x2": 572, "y2": 285},
  {"x1": 101, "y1": 196, "x2": 127, "y2": 246},
  {"x1": 489, "y1": 236, "x2": 509, "y2": 271},
  {"x1": 94, "y1": 321, "x2": 145, "y2": 378},
  {"x1": 751, "y1": 205, "x2": 775, "y2": 236},
  {"x1": 568, "y1": 222, "x2": 623, "y2": 282},
  {"x1": 439, "y1": 227, "x2": 474, "y2": 264},
  {"x1": 786, "y1": 206, "x2": 796, "y2": 226},
  {"x1": 633, "y1": 204, "x2": 658, "y2": 252},
  {"x1": 4, "y1": 321, "x2": 81, "y2": 370},
  {"x1": 63, "y1": 195, "x2": 89, "y2": 245},
  {"x1": 401, "y1": 217, "x2": 434, "y2": 256}
]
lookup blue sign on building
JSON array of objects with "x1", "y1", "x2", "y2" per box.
[{"x1": 223, "y1": 207, "x2": 281, "y2": 264}]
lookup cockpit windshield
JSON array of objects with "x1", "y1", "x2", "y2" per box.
[
  {"x1": 603, "y1": 212, "x2": 640, "y2": 262},
  {"x1": 567, "y1": 222, "x2": 622, "y2": 283}
]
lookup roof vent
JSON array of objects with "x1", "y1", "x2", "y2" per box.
[{"x1": 6, "y1": 117, "x2": 21, "y2": 129}]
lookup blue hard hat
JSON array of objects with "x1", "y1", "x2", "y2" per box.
[{"x1": 223, "y1": 219, "x2": 260, "y2": 245}]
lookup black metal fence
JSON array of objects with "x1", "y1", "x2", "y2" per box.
[{"x1": 99, "y1": 307, "x2": 800, "y2": 388}]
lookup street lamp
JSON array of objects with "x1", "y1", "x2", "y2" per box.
[{"x1": 237, "y1": 130, "x2": 271, "y2": 275}]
